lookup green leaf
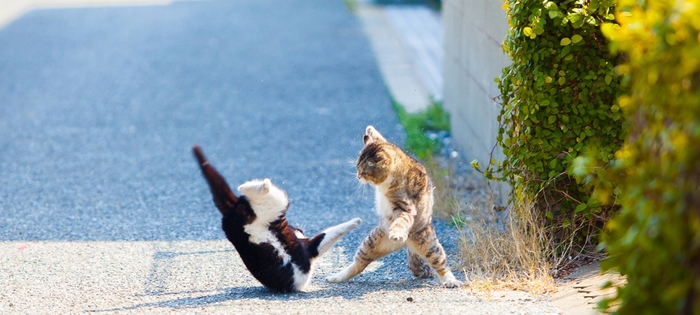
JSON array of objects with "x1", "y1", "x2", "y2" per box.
[
  {"x1": 561, "y1": 45, "x2": 571, "y2": 56},
  {"x1": 571, "y1": 34, "x2": 583, "y2": 44},
  {"x1": 575, "y1": 203, "x2": 588, "y2": 213},
  {"x1": 605, "y1": 75, "x2": 613, "y2": 85},
  {"x1": 585, "y1": 16, "x2": 597, "y2": 26},
  {"x1": 569, "y1": 13, "x2": 584, "y2": 28},
  {"x1": 548, "y1": 116, "x2": 556, "y2": 124},
  {"x1": 562, "y1": 218, "x2": 571, "y2": 228},
  {"x1": 560, "y1": 37, "x2": 572, "y2": 46},
  {"x1": 548, "y1": 10, "x2": 558, "y2": 19},
  {"x1": 558, "y1": 77, "x2": 566, "y2": 85},
  {"x1": 533, "y1": 25, "x2": 545, "y2": 35},
  {"x1": 470, "y1": 159, "x2": 480, "y2": 170}
]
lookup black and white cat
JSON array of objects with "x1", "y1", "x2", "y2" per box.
[{"x1": 193, "y1": 145, "x2": 361, "y2": 292}]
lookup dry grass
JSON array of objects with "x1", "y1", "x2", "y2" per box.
[
  {"x1": 424, "y1": 158, "x2": 461, "y2": 221},
  {"x1": 426, "y1": 157, "x2": 557, "y2": 295}
]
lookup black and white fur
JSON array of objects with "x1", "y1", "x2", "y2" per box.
[{"x1": 193, "y1": 145, "x2": 361, "y2": 292}]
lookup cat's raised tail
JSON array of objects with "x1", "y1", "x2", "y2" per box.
[{"x1": 192, "y1": 145, "x2": 239, "y2": 216}]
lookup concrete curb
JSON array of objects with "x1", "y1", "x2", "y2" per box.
[{"x1": 355, "y1": 4, "x2": 441, "y2": 113}]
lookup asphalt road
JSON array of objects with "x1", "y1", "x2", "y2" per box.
[{"x1": 0, "y1": 0, "x2": 562, "y2": 313}]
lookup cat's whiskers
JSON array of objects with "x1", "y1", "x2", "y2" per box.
[
  {"x1": 342, "y1": 156, "x2": 366, "y2": 199},
  {"x1": 347, "y1": 175, "x2": 367, "y2": 199},
  {"x1": 357, "y1": 180, "x2": 369, "y2": 200}
]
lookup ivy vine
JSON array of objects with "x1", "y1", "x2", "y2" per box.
[{"x1": 478, "y1": 0, "x2": 625, "y2": 254}]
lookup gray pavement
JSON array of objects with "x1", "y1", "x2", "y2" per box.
[{"x1": 0, "y1": 0, "x2": 562, "y2": 313}]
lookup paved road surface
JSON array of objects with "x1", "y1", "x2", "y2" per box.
[{"x1": 0, "y1": 1, "x2": 562, "y2": 313}]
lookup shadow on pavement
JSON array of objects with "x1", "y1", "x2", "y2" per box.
[{"x1": 91, "y1": 279, "x2": 436, "y2": 312}]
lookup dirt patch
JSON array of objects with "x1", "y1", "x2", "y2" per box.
[{"x1": 551, "y1": 262, "x2": 624, "y2": 315}]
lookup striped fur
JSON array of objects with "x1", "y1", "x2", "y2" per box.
[
  {"x1": 193, "y1": 145, "x2": 362, "y2": 292},
  {"x1": 326, "y1": 126, "x2": 462, "y2": 288}
]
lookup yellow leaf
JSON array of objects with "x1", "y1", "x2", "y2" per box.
[
  {"x1": 671, "y1": 132, "x2": 689, "y2": 150},
  {"x1": 618, "y1": 95, "x2": 631, "y2": 109},
  {"x1": 615, "y1": 145, "x2": 633, "y2": 160},
  {"x1": 647, "y1": 70, "x2": 659, "y2": 85},
  {"x1": 571, "y1": 34, "x2": 583, "y2": 43}
]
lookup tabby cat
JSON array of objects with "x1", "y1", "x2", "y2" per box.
[
  {"x1": 193, "y1": 145, "x2": 362, "y2": 292},
  {"x1": 325, "y1": 126, "x2": 462, "y2": 288}
]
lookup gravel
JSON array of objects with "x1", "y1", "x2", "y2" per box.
[{"x1": 0, "y1": 0, "x2": 562, "y2": 313}]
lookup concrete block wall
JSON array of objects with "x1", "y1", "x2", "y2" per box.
[{"x1": 442, "y1": 0, "x2": 511, "y2": 203}]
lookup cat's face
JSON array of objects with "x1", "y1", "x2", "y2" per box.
[
  {"x1": 357, "y1": 126, "x2": 392, "y2": 185},
  {"x1": 357, "y1": 146, "x2": 391, "y2": 185}
]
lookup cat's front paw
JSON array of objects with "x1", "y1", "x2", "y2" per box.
[{"x1": 388, "y1": 231, "x2": 407, "y2": 243}]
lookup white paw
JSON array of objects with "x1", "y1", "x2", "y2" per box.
[
  {"x1": 440, "y1": 275, "x2": 463, "y2": 288},
  {"x1": 349, "y1": 218, "x2": 362, "y2": 228},
  {"x1": 388, "y1": 232, "x2": 407, "y2": 243},
  {"x1": 325, "y1": 273, "x2": 347, "y2": 283}
]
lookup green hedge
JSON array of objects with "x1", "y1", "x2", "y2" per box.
[
  {"x1": 492, "y1": 0, "x2": 624, "y2": 248},
  {"x1": 392, "y1": 101, "x2": 450, "y2": 160},
  {"x1": 577, "y1": 0, "x2": 700, "y2": 312}
]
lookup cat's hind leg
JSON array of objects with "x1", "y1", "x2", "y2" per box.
[
  {"x1": 407, "y1": 248, "x2": 433, "y2": 279},
  {"x1": 407, "y1": 225, "x2": 463, "y2": 288},
  {"x1": 326, "y1": 226, "x2": 402, "y2": 283},
  {"x1": 308, "y1": 218, "x2": 362, "y2": 258}
]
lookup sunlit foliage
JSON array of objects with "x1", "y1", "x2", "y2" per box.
[{"x1": 575, "y1": 0, "x2": 700, "y2": 312}]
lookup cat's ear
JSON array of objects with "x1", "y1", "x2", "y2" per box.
[
  {"x1": 238, "y1": 178, "x2": 271, "y2": 196},
  {"x1": 261, "y1": 178, "x2": 272, "y2": 194},
  {"x1": 363, "y1": 125, "x2": 386, "y2": 145}
]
